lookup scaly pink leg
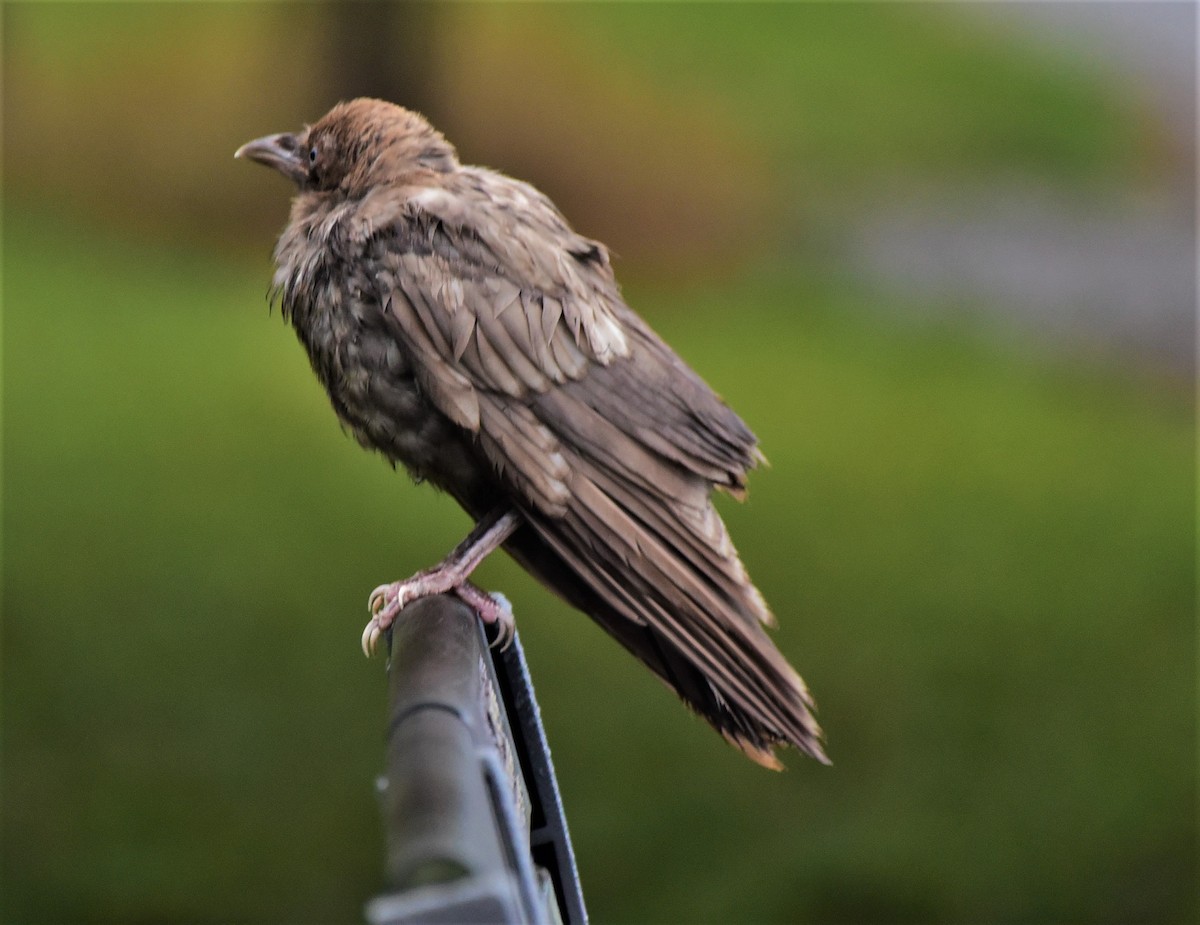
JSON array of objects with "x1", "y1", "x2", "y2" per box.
[{"x1": 362, "y1": 508, "x2": 521, "y2": 656}]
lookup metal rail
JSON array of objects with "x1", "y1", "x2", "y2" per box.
[{"x1": 364, "y1": 594, "x2": 586, "y2": 925}]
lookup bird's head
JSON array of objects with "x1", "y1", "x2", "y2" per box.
[{"x1": 236, "y1": 98, "x2": 459, "y2": 196}]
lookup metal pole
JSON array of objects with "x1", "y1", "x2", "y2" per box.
[{"x1": 364, "y1": 594, "x2": 586, "y2": 925}]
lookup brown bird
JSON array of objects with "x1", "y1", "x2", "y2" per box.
[{"x1": 236, "y1": 99, "x2": 827, "y2": 767}]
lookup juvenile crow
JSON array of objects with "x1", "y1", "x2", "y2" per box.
[{"x1": 237, "y1": 99, "x2": 827, "y2": 767}]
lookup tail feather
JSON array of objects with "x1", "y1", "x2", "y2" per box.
[{"x1": 498, "y1": 489, "x2": 828, "y2": 767}]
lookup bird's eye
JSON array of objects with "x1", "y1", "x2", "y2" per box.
[{"x1": 308, "y1": 147, "x2": 318, "y2": 164}]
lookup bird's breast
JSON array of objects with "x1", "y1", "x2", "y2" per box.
[{"x1": 279, "y1": 248, "x2": 488, "y2": 499}]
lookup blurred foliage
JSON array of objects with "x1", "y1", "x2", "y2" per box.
[
  {"x1": 3, "y1": 3, "x2": 1194, "y2": 925},
  {"x1": 4, "y1": 2, "x2": 1152, "y2": 268}
]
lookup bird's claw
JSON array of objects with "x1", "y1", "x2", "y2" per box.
[
  {"x1": 488, "y1": 592, "x2": 516, "y2": 651},
  {"x1": 361, "y1": 618, "x2": 385, "y2": 658},
  {"x1": 362, "y1": 580, "x2": 412, "y2": 657},
  {"x1": 368, "y1": 580, "x2": 405, "y2": 618},
  {"x1": 360, "y1": 580, "x2": 515, "y2": 658},
  {"x1": 455, "y1": 585, "x2": 516, "y2": 651}
]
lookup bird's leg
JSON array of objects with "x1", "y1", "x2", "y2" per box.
[{"x1": 362, "y1": 508, "x2": 522, "y2": 657}]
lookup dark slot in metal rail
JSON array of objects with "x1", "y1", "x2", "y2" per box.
[{"x1": 365, "y1": 594, "x2": 587, "y2": 925}]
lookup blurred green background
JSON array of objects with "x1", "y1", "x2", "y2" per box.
[{"x1": 3, "y1": 3, "x2": 1195, "y2": 923}]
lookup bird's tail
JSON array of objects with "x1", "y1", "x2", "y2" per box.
[{"x1": 500, "y1": 506, "x2": 828, "y2": 768}]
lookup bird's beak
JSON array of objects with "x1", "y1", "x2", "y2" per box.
[{"x1": 235, "y1": 132, "x2": 307, "y2": 185}]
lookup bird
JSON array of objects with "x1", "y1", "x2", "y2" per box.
[{"x1": 236, "y1": 98, "x2": 827, "y2": 768}]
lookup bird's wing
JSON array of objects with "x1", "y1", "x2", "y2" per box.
[{"x1": 354, "y1": 174, "x2": 824, "y2": 764}]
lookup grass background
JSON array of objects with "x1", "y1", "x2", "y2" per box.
[{"x1": 3, "y1": 3, "x2": 1194, "y2": 923}]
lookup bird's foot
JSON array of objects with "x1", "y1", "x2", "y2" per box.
[
  {"x1": 362, "y1": 577, "x2": 515, "y2": 657},
  {"x1": 361, "y1": 508, "x2": 522, "y2": 657},
  {"x1": 456, "y1": 585, "x2": 515, "y2": 651}
]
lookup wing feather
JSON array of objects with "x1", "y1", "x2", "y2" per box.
[
  {"x1": 383, "y1": 291, "x2": 479, "y2": 431},
  {"x1": 475, "y1": 307, "x2": 552, "y2": 393}
]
